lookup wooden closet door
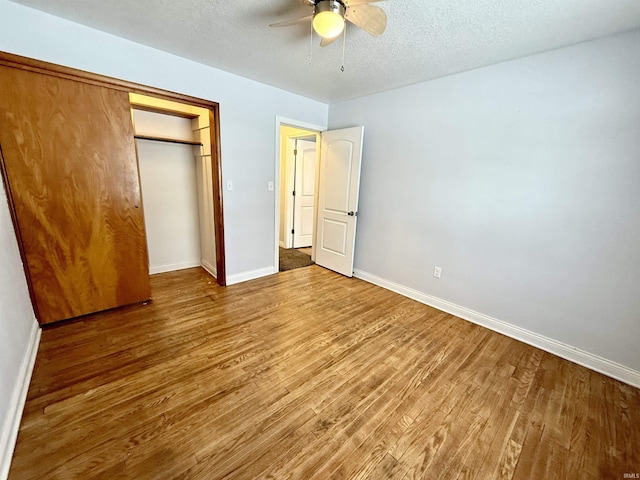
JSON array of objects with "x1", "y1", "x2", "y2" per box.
[{"x1": 0, "y1": 66, "x2": 151, "y2": 324}]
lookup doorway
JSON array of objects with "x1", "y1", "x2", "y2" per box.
[
  {"x1": 274, "y1": 118, "x2": 364, "y2": 278},
  {"x1": 275, "y1": 118, "x2": 324, "y2": 272}
]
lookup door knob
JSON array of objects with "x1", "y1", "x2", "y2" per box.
[{"x1": 347, "y1": 211, "x2": 356, "y2": 216}]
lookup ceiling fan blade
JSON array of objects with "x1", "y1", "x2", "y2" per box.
[
  {"x1": 270, "y1": 14, "x2": 313, "y2": 28},
  {"x1": 345, "y1": 4, "x2": 387, "y2": 36},
  {"x1": 320, "y1": 35, "x2": 341, "y2": 47}
]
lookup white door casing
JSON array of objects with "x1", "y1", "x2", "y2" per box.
[
  {"x1": 293, "y1": 139, "x2": 317, "y2": 248},
  {"x1": 315, "y1": 126, "x2": 364, "y2": 277}
]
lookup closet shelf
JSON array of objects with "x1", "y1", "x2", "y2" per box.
[{"x1": 134, "y1": 134, "x2": 203, "y2": 146}]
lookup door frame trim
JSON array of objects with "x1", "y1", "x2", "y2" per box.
[
  {"x1": 0, "y1": 51, "x2": 226, "y2": 286},
  {"x1": 274, "y1": 117, "x2": 325, "y2": 271}
]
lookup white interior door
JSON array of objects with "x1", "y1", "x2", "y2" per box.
[
  {"x1": 315, "y1": 126, "x2": 364, "y2": 277},
  {"x1": 293, "y1": 139, "x2": 317, "y2": 248}
]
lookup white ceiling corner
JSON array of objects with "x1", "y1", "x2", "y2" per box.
[{"x1": 10, "y1": 0, "x2": 640, "y2": 103}]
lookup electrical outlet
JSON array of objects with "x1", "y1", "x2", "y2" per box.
[
  {"x1": 433, "y1": 266, "x2": 442, "y2": 278},
  {"x1": 226, "y1": 180, "x2": 233, "y2": 191},
  {"x1": 268, "y1": 181, "x2": 274, "y2": 191}
]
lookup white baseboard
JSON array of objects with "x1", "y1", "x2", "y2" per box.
[
  {"x1": 279, "y1": 240, "x2": 286, "y2": 248},
  {"x1": 201, "y1": 259, "x2": 217, "y2": 279},
  {"x1": 353, "y1": 269, "x2": 640, "y2": 389},
  {"x1": 226, "y1": 266, "x2": 276, "y2": 286},
  {"x1": 149, "y1": 259, "x2": 201, "y2": 275},
  {"x1": 0, "y1": 320, "x2": 40, "y2": 480}
]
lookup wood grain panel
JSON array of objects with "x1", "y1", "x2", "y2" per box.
[
  {"x1": 8, "y1": 267, "x2": 640, "y2": 478},
  {"x1": 0, "y1": 51, "x2": 215, "y2": 110},
  {"x1": 0, "y1": 65, "x2": 151, "y2": 324}
]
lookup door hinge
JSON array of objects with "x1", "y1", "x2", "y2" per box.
[
  {"x1": 292, "y1": 191, "x2": 296, "y2": 196},
  {"x1": 291, "y1": 229, "x2": 295, "y2": 234},
  {"x1": 293, "y1": 149, "x2": 298, "y2": 155}
]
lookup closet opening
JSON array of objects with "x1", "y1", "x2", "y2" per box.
[
  {"x1": 129, "y1": 93, "x2": 220, "y2": 281},
  {"x1": 277, "y1": 123, "x2": 321, "y2": 272}
]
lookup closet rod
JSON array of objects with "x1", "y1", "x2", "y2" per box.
[{"x1": 134, "y1": 134, "x2": 203, "y2": 146}]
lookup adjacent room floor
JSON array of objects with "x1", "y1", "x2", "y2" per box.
[
  {"x1": 9, "y1": 266, "x2": 640, "y2": 479},
  {"x1": 279, "y1": 247, "x2": 314, "y2": 272}
]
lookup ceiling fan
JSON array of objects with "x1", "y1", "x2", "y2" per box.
[{"x1": 270, "y1": 0, "x2": 387, "y2": 47}]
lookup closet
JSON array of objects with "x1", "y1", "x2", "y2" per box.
[
  {"x1": 129, "y1": 94, "x2": 218, "y2": 278},
  {"x1": 0, "y1": 52, "x2": 225, "y2": 325}
]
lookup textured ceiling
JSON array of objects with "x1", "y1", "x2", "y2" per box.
[{"x1": 10, "y1": 0, "x2": 640, "y2": 103}]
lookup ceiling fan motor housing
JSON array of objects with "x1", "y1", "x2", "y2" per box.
[{"x1": 270, "y1": 0, "x2": 386, "y2": 42}]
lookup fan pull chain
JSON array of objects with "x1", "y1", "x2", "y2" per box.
[{"x1": 341, "y1": 25, "x2": 347, "y2": 72}]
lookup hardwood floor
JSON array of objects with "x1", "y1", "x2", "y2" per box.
[{"x1": 9, "y1": 266, "x2": 640, "y2": 479}]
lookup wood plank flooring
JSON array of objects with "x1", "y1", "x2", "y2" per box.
[{"x1": 9, "y1": 266, "x2": 640, "y2": 479}]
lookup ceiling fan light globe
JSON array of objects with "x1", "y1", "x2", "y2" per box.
[{"x1": 313, "y1": 10, "x2": 345, "y2": 38}]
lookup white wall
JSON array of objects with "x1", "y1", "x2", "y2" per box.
[
  {"x1": 329, "y1": 30, "x2": 640, "y2": 376},
  {"x1": 0, "y1": 0, "x2": 328, "y2": 281},
  {"x1": 133, "y1": 109, "x2": 194, "y2": 140},
  {"x1": 0, "y1": 181, "x2": 38, "y2": 478},
  {"x1": 136, "y1": 139, "x2": 202, "y2": 274}
]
